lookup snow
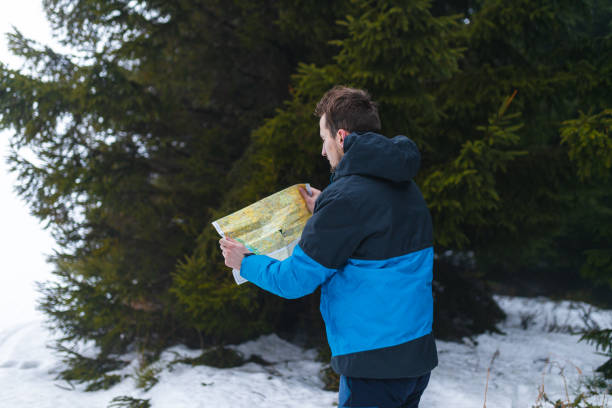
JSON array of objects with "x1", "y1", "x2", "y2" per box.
[
  {"x1": 0, "y1": 296, "x2": 609, "y2": 408},
  {"x1": 425, "y1": 296, "x2": 611, "y2": 408}
]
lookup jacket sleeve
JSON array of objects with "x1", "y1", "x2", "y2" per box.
[
  {"x1": 239, "y1": 244, "x2": 336, "y2": 299},
  {"x1": 298, "y1": 190, "x2": 363, "y2": 269}
]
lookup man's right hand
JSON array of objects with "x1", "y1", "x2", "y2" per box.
[{"x1": 299, "y1": 185, "x2": 321, "y2": 214}]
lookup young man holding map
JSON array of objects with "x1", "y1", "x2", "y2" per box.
[{"x1": 220, "y1": 86, "x2": 437, "y2": 408}]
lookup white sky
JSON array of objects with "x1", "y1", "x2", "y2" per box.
[{"x1": 0, "y1": 1, "x2": 61, "y2": 327}]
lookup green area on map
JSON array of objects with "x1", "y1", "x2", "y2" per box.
[{"x1": 212, "y1": 184, "x2": 312, "y2": 255}]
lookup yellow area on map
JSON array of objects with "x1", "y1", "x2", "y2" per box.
[{"x1": 212, "y1": 184, "x2": 312, "y2": 256}]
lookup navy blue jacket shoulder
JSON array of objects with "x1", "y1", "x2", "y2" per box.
[{"x1": 241, "y1": 131, "x2": 437, "y2": 378}]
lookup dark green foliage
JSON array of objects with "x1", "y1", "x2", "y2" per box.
[
  {"x1": 134, "y1": 365, "x2": 161, "y2": 392},
  {"x1": 595, "y1": 359, "x2": 612, "y2": 380},
  {"x1": 169, "y1": 347, "x2": 273, "y2": 369},
  {"x1": 204, "y1": 0, "x2": 611, "y2": 357},
  {"x1": 108, "y1": 396, "x2": 151, "y2": 408},
  {"x1": 532, "y1": 374, "x2": 611, "y2": 408},
  {"x1": 86, "y1": 375, "x2": 124, "y2": 392},
  {"x1": 560, "y1": 110, "x2": 612, "y2": 291},
  {"x1": 561, "y1": 110, "x2": 612, "y2": 183},
  {"x1": 247, "y1": 354, "x2": 272, "y2": 366},
  {"x1": 580, "y1": 329, "x2": 612, "y2": 379},
  {"x1": 320, "y1": 366, "x2": 340, "y2": 392},
  {"x1": 451, "y1": 0, "x2": 610, "y2": 254},
  {"x1": 52, "y1": 344, "x2": 128, "y2": 391},
  {"x1": 171, "y1": 346, "x2": 246, "y2": 369},
  {"x1": 533, "y1": 394, "x2": 606, "y2": 408},
  {"x1": 433, "y1": 259, "x2": 506, "y2": 341},
  {"x1": 168, "y1": 226, "x2": 275, "y2": 345},
  {"x1": 172, "y1": 0, "x2": 473, "y2": 353},
  {"x1": 565, "y1": 109, "x2": 612, "y2": 382},
  {"x1": 420, "y1": 93, "x2": 527, "y2": 248},
  {"x1": 316, "y1": 346, "x2": 340, "y2": 391}
]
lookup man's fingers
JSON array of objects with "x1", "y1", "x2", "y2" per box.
[
  {"x1": 299, "y1": 187, "x2": 313, "y2": 200},
  {"x1": 299, "y1": 188, "x2": 310, "y2": 203},
  {"x1": 220, "y1": 237, "x2": 235, "y2": 246},
  {"x1": 226, "y1": 237, "x2": 245, "y2": 247}
]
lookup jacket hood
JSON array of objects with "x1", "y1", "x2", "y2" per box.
[{"x1": 332, "y1": 131, "x2": 421, "y2": 183}]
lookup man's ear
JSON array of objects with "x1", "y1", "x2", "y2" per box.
[{"x1": 337, "y1": 129, "x2": 348, "y2": 146}]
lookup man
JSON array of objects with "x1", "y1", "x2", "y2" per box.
[{"x1": 220, "y1": 86, "x2": 437, "y2": 408}]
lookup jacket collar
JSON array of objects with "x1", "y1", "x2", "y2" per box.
[{"x1": 330, "y1": 131, "x2": 421, "y2": 183}]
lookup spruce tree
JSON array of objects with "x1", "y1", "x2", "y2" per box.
[
  {"x1": 1, "y1": 0, "x2": 350, "y2": 382},
  {"x1": 173, "y1": 0, "x2": 612, "y2": 345},
  {"x1": 171, "y1": 0, "x2": 498, "y2": 344}
]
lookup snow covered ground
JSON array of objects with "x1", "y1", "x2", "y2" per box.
[{"x1": 0, "y1": 295, "x2": 609, "y2": 408}]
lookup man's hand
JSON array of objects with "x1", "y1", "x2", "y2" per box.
[
  {"x1": 219, "y1": 236, "x2": 251, "y2": 270},
  {"x1": 299, "y1": 185, "x2": 321, "y2": 214}
]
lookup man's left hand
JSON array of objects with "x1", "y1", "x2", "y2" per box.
[
  {"x1": 299, "y1": 185, "x2": 321, "y2": 214},
  {"x1": 219, "y1": 236, "x2": 251, "y2": 269}
]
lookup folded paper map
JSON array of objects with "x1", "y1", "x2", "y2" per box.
[{"x1": 212, "y1": 183, "x2": 313, "y2": 284}]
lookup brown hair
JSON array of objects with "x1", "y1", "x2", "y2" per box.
[{"x1": 314, "y1": 86, "x2": 381, "y2": 138}]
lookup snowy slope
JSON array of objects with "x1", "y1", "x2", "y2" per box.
[{"x1": 0, "y1": 295, "x2": 609, "y2": 408}]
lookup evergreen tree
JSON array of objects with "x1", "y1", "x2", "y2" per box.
[
  {"x1": 453, "y1": 0, "x2": 612, "y2": 290},
  {"x1": 171, "y1": 0, "x2": 499, "y2": 344},
  {"x1": 1, "y1": 0, "x2": 350, "y2": 374},
  {"x1": 173, "y1": 0, "x2": 612, "y2": 344},
  {"x1": 562, "y1": 109, "x2": 612, "y2": 379}
]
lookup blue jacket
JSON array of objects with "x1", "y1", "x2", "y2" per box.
[{"x1": 241, "y1": 131, "x2": 438, "y2": 378}]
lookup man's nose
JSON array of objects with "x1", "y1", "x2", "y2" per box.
[{"x1": 321, "y1": 145, "x2": 326, "y2": 157}]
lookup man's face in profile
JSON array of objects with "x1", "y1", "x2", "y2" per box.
[{"x1": 319, "y1": 114, "x2": 344, "y2": 172}]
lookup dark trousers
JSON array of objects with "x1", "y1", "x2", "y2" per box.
[{"x1": 338, "y1": 372, "x2": 430, "y2": 408}]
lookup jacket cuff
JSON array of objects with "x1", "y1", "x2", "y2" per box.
[{"x1": 239, "y1": 253, "x2": 257, "y2": 280}]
